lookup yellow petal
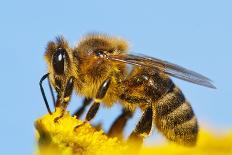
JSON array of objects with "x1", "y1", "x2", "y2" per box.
[{"x1": 35, "y1": 108, "x2": 232, "y2": 155}]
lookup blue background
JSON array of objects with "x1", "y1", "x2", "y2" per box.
[{"x1": 0, "y1": 0, "x2": 231, "y2": 154}]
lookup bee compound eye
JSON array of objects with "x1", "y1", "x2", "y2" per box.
[{"x1": 53, "y1": 48, "x2": 66, "y2": 75}]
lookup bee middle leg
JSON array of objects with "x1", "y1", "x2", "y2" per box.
[
  {"x1": 73, "y1": 98, "x2": 92, "y2": 118},
  {"x1": 84, "y1": 78, "x2": 111, "y2": 121},
  {"x1": 128, "y1": 106, "x2": 153, "y2": 145}
]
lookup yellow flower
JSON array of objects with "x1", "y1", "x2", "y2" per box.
[
  {"x1": 35, "y1": 108, "x2": 131, "y2": 155},
  {"x1": 140, "y1": 130, "x2": 232, "y2": 155},
  {"x1": 35, "y1": 108, "x2": 232, "y2": 155}
]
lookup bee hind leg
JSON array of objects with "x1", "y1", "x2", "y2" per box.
[
  {"x1": 108, "y1": 108, "x2": 133, "y2": 139},
  {"x1": 128, "y1": 106, "x2": 153, "y2": 146}
]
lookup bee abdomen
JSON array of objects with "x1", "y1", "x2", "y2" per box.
[{"x1": 153, "y1": 86, "x2": 198, "y2": 146}]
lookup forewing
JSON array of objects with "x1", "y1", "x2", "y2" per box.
[{"x1": 107, "y1": 53, "x2": 216, "y2": 89}]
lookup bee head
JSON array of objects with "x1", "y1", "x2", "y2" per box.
[{"x1": 44, "y1": 36, "x2": 74, "y2": 97}]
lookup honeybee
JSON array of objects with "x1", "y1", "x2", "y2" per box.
[{"x1": 40, "y1": 34, "x2": 215, "y2": 146}]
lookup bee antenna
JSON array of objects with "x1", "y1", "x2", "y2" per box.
[
  {"x1": 39, "y1": 73, "x2": 52, "y2": 114},
  {"x1": 48, "y1": 78, "x2": 56, "y2": 107}
]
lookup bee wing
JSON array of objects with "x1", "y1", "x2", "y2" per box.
[{"x1": 107, "y1": 53, "x2": 216, "y2": 89}]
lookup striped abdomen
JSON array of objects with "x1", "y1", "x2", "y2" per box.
[
  {"x1": 153, "y1": 84, "x2": 198, "y2": 146},
  {"x1": 119, "y1": 67, "x2": 198, "y2": 145}
]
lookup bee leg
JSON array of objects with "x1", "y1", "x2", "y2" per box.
[
  {"x1": 47, "y1": 77, "x2": 56, "y2": 107},
  {"x1": 108, "y1": 108, "x2": 133, "y2": 139},
  {"x1": 85, "y1": 102, "x2": 100, "y2": 121},
  {"x1": 85, "y1": 78, "x2": 111, "y2": 121},
  {"x1": 95, "y1": 78, "x2": 111, "y2": 99},
  {"x1": 74, "y1": 102, "x2": 101, "y2": 130},
  {"x1": 73, "y1": 98, "x2": 92, "y2": 118},
  {"x1": 39, "y1": 73, "x2": 52, "y2": 114},
  {"x1": 54, "y1": 77, "x2": 74, "y2": 122},
  {"x1": 61, "y1": 76, "x2": 75, "y2": 109},
  {"x1": 128, "y1": 106, "x2": 153, "y2": 145}
]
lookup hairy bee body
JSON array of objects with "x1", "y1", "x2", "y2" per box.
[
  {"x1": 71, "y1": 35, "x2": 198, "y2": 145},
  {"x1": 43, "y1": 34, "x2": 213, "y2": 146}
]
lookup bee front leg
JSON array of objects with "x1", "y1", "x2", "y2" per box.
[
  {"x1": 85, "y1": 78, "x2": 111, "y2": 121},
  {"x1": 54, "y1": 77, "x2": 74, "y2": 122},
  {"x1": 128, "y1": 106, "x2": 153, "y2": 145},
  {"x1": 108, "y1": 108, "x2": 133, "y2": 139}
]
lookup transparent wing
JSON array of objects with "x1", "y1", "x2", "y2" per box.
[{"x1": 107, "y1": 53, "x2": 216, "y2": 89}]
